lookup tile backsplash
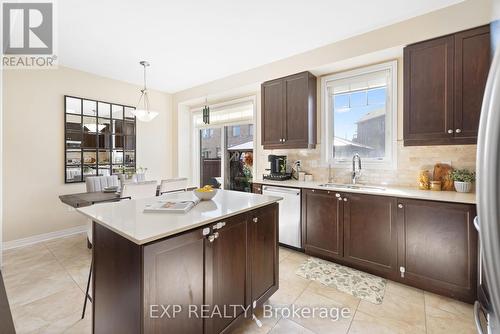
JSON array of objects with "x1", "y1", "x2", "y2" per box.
[{"x1": 257, "y1": 141, "x2": 477, "y2": 187}]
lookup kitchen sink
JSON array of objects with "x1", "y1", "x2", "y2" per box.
[{"x1": 318, "y1": 183, "x2": 386, "y2": 191}]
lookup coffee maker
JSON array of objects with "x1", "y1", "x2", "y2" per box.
[{"x1": 263, "y1": 155, "x2": 292, "y2": 181}]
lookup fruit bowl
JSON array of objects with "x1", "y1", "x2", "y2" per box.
[{"x1": 193, "y1": 186, "x2": 217, "y2": 201}]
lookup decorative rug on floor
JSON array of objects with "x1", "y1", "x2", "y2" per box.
[{"x1": 296, "y1": 257, "x2": 386, "y2": 304}]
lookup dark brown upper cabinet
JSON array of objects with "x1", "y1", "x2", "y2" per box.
[
  {"x1": 404, "y1": 25, "x2": 490, "y2": 146},
  {"x1": 261, "y1": 71, "x2": 317, "y2": 149}
]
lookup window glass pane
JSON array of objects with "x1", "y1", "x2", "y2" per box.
[
  {"x1": 66, "y1": 114, "x2": 81, "y2": 131},
  {"x1": 125, "y1": 136, "x2": 135, "y2": 150},
  {"x1": 124, "y1": 107, "x2": 135, "y2": 119},
  {"x1": 332, "y1": 86, "x2": 387, "y2": 160},
  {"x1": 98, "y1": 166, "x2": 111, "y2": 176},
  {"x1": 124, "y1": 121, "x2": 135, "y2": 135},
  {"x1": 83, "y1": 150, "x2": 97, "y2": 164},
  {"x1": 112, "y1": 165, "x2": 123, "y2": 174},
  {"x1": 66, "y1": 132, "x2": 81, "y2": 148},
  {"x1": 83, "y1": 165, "x2": 97, "y2": 178},
  {"x1": 200, "y1": 128, "x2": 221, "y2": 187},
  {"x1": 113, "y1": 135, "x2": 124, "y2": 149},
  {"x1": 112, "y1": 105, "x2": 123, "y2": 119},
  {"x1": 112, "y1": 150, "x2": 123, "y2": 164},
  {"x1": 83, "y1": 116, "x2": 97, "y2": 133},
  {"x1": 97, "y1": 134, "x2": 111, "y2": 149},
  {"x1": 82, "y1": 133, "x2": 97, "y2": 148},
  {"x1": 98, "y1": 102, "x2": 111, "y2": 118},
  {"x1": 98, "y1": 118, "x2": 111, "y2": 134},
  {"x1": 66, "y1": 166, "x2": 81, "y2": 182},
  {"x1": 98, "y1": 150, "x2": 110, "y2": 165},
  {"x1": 226, "y1": 124, "x2": 253, "y2": 192},
  {"x1": 124, "y1": 151, "x2": 135, "y2": 164},
  {"x1": 66, "y1": 150, "x2": 81, "y2": 165},
  {"x1": 66, "y1": 97, "x2": 81, "y2": 115},
  {"x1": 83, "y1": 100, "x2": 97, "y2": 117},
  {"x1": 112, "y1": 120, "x2": 123, "y2": 134}
]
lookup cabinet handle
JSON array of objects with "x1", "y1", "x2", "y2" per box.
[
  {"x1": 213, "y1": 222, "x2": 226, "y2": 230},
  {"x1": 202, "y1": 228, "x2": 211, "y2": 236},
  {"x1": 338, "y1": 197, "x2": 342, "y2": 201},
  {"x1": 455, "y1": 128, "x2": 462, "y2": 134},
  {"x1": 447, "y1": 129, "x2": 453, "y2": 134},
  {"x1": 283, "y1": 138, "x2": 286, "y2": 142},
  {"x1": 311, "y1": 189, "x2": 315, "y2": 192},
  {"x1": 343, "y1": 198, "x2": 348, "y2": 202},
  {"x1": 400, "y1": 266, "x2": 406, "y2": 278},
  {"x1": 208, "y1": 231, "x2": 219, "y2": 243},
  {"x1": 253, "y1": 217, "x2": 258, "y2": 223},
  {"x1": 335, "y1": 193, "x2": 341, "y2": 198},
  {"x1": 398, "y1": 204, "x2": 403, "y2": 209}
]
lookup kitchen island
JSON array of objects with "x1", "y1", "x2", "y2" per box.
[{"x1": 77, "y1": 190, "x2": 281, "y2": 334}]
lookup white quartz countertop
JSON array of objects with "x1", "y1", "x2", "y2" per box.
[
  {"x1": 254, "y1": 179, "x2": 476, "y2": 204},
  {"x1": 77, "y1": 190, "x2": 281, "y2": 245}
]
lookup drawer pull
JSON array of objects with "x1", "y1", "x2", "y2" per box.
[
  {"x1": 398, "y1": 204, "x2": 403, "y2": 209},
  {"x1": 253, "y1": 217, "x2": 259, "y2": 223}
]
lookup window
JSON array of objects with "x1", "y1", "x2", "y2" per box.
[
  {"x1": 64, "y1": 96, "x2": 136, "y2": 183},
  {"x1": 232, "y1": 125, "x2": 241, "y2": 137},
  {"x1": 322, "y1": 61, "x2": 397, "y2": 167}
]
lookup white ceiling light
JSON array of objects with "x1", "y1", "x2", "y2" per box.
[{"x1": 132, "y1": 61, "x2": 159, "y2": 122}]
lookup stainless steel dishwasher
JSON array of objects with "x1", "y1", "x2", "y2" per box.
[{"x1": 262, "y1": 185, "x2": 301, "y2": 248}]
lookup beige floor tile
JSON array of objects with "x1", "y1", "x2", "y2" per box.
[
  {"x1": 385, "y1": 281, "x2": 424, "y2": 300},
  {"x1": 63, "y1": 316, "x2": 92, "y2": 334},
  {"x1": 45, "y1": 234, "x2": 90, "y2": 266},
  {"x1": 424, "y1": 292, "x2": 475, "y2": 334},
  {"x1": 267, "y1": 276, "x2": 310, "y2": 307},
  {"x1": 278, "y1": 247, "x2": 293, "y2": 262},
  {"x1": 279, "y1": 257, "x2": 308, "y2": 281},
  {"x1": 10, "y1": 285, "x2": 87, "y2": 334},
  {"x1": 348, "y1": 310, "x2": 425, "y2": 334},
  {"x1": 269, "y1": 318, "x2": 315, "y2": 334},
  {"x1": 4, "y1": 260, "x2": 77, "y2": 308},
  {"x1": 356, "y1": 285, "x2": 425, "y2": 333},
  {"x1": 2, "y1": 244, "x2": 55, "y2": 277},
  {"x1": 231, "y1": 305, "x2": 281, "y2": 334},
  {"x1": 290, "y1": 286, "x2": 355, "y2": 334},
  {"x1": 285, "y1": 250, "x2": 309, "y2": 262}
]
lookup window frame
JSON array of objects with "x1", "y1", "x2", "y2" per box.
[{"x1": 321, "y1": 60, "x2": 398, "y2": 169}]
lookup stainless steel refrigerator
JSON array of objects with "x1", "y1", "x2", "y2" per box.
[{"x1": 475, "y1": 19, "x2": 500, "y2": 334}]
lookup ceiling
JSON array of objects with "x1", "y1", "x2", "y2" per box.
[{"x1": 58, "y1": 0, "x2": 463, "y2": 93}]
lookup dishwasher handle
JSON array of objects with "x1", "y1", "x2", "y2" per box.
[{"x1": 262, "y1": 186, "x2": 300, "y2": 196}]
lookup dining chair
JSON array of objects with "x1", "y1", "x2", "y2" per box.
[
  {"x1": 159, "y1": 177, "x2": 189, "y2": 194},
  {"x1": 85, "y1": 175, "x2": 120, "y2": 193},
  {"x1": 121, "y1": 181, "x2": 158, "y2": 200}
]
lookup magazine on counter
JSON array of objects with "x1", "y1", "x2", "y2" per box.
[{"x1": 143, "y1": 198, "x2": 201, "y2": 213}]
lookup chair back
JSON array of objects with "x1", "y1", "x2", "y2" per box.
[
  {"x1": 85, "y1": 175, "x2": 120, "y2": 193},
  {"x1": 121, "y1": 181, "x2": 157, "y2": 200},
  {"x1": 159, "y1": 178, "x2": 188, "y2": 194}
]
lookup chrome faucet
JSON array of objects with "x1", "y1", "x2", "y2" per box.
[{"x1": 352, "y1": 153, "x2": 362, "y2": 184}]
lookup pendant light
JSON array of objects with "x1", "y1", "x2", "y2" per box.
[{"x1": 132, "y1": 61, "x2": 159, "y2": 122}]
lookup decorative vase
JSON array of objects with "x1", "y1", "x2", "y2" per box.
[{"x1": 454, "y1": 181, "x2": 472, "y2": 193}]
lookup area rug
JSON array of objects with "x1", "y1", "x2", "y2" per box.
[{"x1": 296, "y1": 257, "x2": 386, "y2": 304}]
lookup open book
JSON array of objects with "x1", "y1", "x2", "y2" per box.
[{"x1": 143, "y1": 198, "x2": 201, "y2": 213}]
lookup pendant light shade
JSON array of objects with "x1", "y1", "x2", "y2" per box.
[{"x1": 132, "y1": 61, "x2": 159, "y2": 122}]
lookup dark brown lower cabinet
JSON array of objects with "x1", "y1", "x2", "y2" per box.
[
  {"x1": 397, "y1": 199, "x2": 477, "y2": 303},
  {"x1": 343, "y1": 193, "x2": 398, "y2": 279},
  {"x1": 92, "y1": 203, "x2": 279, "y2": 334},
  {"x1": 302, "y1": 189, "x2": 343, "y2": 260},
  {"x1": 302, "y1": 190, "x2": 477, "y2": 303},
  {"x1": 206, "y1": 215, "x2": 249, "y2": 334},
  {"x1": 249, "y1": 205, "x2": 279, "y2": 307}
]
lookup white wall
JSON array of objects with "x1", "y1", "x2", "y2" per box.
[{"x1": 2, "y1": 66, "x2": 172, "y2": 242}]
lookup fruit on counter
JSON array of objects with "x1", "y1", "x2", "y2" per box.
[
  {"x1": 195, "y1": 185, "x2": 214, "y2": 192},
  {"x1": 418, "y1": 170, "x2": 430, "y2": 190}
]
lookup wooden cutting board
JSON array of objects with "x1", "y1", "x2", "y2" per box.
[{"x1": 433, "y1": 163, "x2": 455, "y2": 191}]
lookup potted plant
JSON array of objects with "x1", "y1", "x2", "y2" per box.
[{"x1": 450, "y1": 169, "x2": 476, "y2": 193}]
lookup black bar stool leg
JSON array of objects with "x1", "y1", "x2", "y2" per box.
[{"x1": 81, "y1": 260, "x2": 93, "y2": 319}]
